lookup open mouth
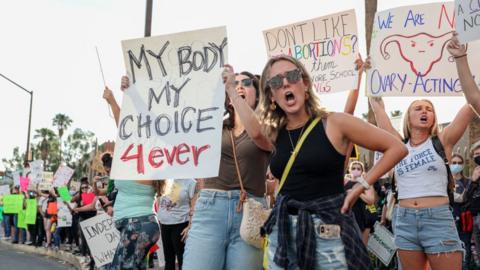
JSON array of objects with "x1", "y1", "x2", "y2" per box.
[
  {"x1": 420, "y1": 115, "x2": 428, "y2": 123},
  {"x1": 239, "y1": 94, "x2": 245, "y2": 99},
  {"x1": 285, "y1": 91, "x2": 295, "y2": 102}
]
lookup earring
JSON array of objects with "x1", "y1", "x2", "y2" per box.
[
  {"x1": 305, "y1": 91, "x2": 310, "y2": 100},
  {"x1": 269, "y1": 101, "x2": 277, "y2": 111}
]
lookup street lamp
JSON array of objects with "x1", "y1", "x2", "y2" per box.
[{"x1": 0, "y1": 73, "x2": 33, "y2": 167}]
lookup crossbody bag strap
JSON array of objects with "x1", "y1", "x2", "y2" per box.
[
  {"x1": 276, "y1": 116, "x2": 321, "y2": 196},
  {"x1": 431, "y1": 135, "x2": 455, "y2": 205},
  {"x1": 229, "y1": 130, "x2": 247, "y2": 212}
]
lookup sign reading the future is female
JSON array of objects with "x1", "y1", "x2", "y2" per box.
[
  {"x1": 263, "y1": 9, "x2": 359, "y2": 94},
  {"x1": 367, "y1": 2, "x2": 480, "y2": 96},
  {"x1": 111, "y1": 26, "x2": 227, "y2": 180}
]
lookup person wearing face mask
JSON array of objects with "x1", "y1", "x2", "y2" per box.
[
  {"x1": 451, "y1": 154, "x2": 474, "y2": 270},
  {"x1": 344, "y1": 161, "x2": 376, "y2": 245},
  {"x1": 466, "y1": 142, "x2": 480, "y2": 268}
]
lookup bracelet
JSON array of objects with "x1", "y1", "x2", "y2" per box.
[{"x1": 454, "y1": 54, "x2": 467, "y2": 59}]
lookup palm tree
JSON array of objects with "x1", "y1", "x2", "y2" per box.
[
  {"x1": 52, "y1": 113, "x2": 73, "y2": 162},
  {"x1": 33, "y1": 128, "x2": 57, "y2": 167}
]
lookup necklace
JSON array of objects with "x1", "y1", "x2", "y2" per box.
[{"x1": 287, "y1": 124, "x2": 307, "y2": 155}]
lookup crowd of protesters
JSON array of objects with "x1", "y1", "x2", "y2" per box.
[{"x1": 2, "y1": 30, "x2": 480, "y2": 270}]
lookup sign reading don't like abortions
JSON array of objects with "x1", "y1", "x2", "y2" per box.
[
  {"x1": 111, "y1": 26, "x2": 227, "y2": 180},
  {"x1": 368, "y1": 2, "x2": 480, "y2": 96},
  {"x1": 263, "y1": 9, "x2": 359, "y2": 94}
]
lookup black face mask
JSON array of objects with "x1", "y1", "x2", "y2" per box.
[{"x1": 475, "y1": 156, "x2": 480, "y2": 166}]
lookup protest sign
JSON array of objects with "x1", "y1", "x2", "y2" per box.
[
  {"x1": 3, "y1": 194, "x2": 24, "y2": 214},
  {"x1": 81, "y1": 192, "x2": 96, "y2": 205},
  {"x1": 53, "y1": 165, "x2": 74, "y2": 187},
  {"x1": 13, "y1": 171, "x2": 21, "y2": 186},
  {"x1": 43, "y1": 171, "x2": 53, "y2": 182},
  {"x1": 29, "y1": 160, "x2": 44, "y2": 184},
  {"x1": 80, "y1": 213, "x2": 120, "y2": 267},
  {"x1": 69, "y1": 180, "x2": 80, "y2": 193},
  {"x1": 455, "y1": 0, "x2": 480, "y2": 43},
  {"x1": 20, "y1": 177, "x2": 30, "y2": 192},
  {"x1": 263, "y1": 9, "x2": 359, "y2": 94},
  {"x1": 0, "y1": 185, "x2": 10, "y2": 196},
  {"x1": 57, "y1": 199, "x2": 72, "y2": 227},
  {"x1": 58, "y1": 186, "x2": 72, "y2": 202},
  {"x1": 25, "y1": 199, "x2": 37, "y2": 224},
  {"x1": 38, "y1": 181, "x2": 53, "y2": 191},
  {"x1": 17, "y1": 209, "x2": 27, "y2": 229},
  {"x1": 111, "y1": 26, "x2": 227, "y2": 180},
  {"x1": 0, "y1": 206, "x2": 3, "y2": 221},
  {"x1": 368, "y1": 222, "x2": 397, "y2": 266},
  {"x1": 368, "y1": 2, "x2": 480, "y2": 96}
]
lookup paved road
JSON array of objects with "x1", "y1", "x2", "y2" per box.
[{"x1": 0, "y1": 242, "x2": 75, "y2": 270}]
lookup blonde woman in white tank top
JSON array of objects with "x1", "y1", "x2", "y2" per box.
[{"x1": 370, "y1": 96, "x2": 475, "y2": 270}]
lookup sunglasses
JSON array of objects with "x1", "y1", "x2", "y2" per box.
[
  {"x1": 81, "y1": 186, "x2": 88, "y2": 189},
  {"x1": 267, "y1": 69, "x2": 302, "y2": 90},
  {"x1": 451, "y1": 161, "x2": 463, "y2": 165},
  {"x1": 235, "y1": 78, "x2": 253, "y2": 88}
]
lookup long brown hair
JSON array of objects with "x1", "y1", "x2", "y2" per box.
[{"x1": 257, "y1": 55, "x2": 328, "y2": 142}]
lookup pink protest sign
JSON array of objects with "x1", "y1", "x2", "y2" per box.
[
  {"x1": 81, "y1": 192, "x2": 96, "y2": 205},
  {"x1": 20, "y1": 177, "x2": 30, "y2": 192}
]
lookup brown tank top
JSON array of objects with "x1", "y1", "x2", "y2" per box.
[{"x1": 203, "y1": 128, "x2": 269, "y2": 197}]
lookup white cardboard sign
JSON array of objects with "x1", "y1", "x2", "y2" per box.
[
  {"x1": 29, "y1": 160, "x2": 44, "y2": 184},
  {"x1": 57, "y1": 200, "x2": 73, "y2": 227},
  {"x1": 263, "y1": 9, "x2": 359, "y2": 94},
  {"x1": 0, "y1": 185, "x2": 10, "y2": 196},
  {"x1": 367, "y1": 222, "x2": 397, "y2": 266},
  {"x1": 111, "y1": 26, "x2": 227, "y2": 180},
  {"x1": 53, "y1": 165, "x2": 74, "y2": 187},
  {"x1": 80, "y1": 213, "x2": 120, "y2": 267},
  {"x1": 455, "y1": 0, "x2": 480, "y2": 43}
]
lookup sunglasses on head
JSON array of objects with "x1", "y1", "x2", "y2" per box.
[
  {"x1": 235, "y1": 78, "x2": 253, "y2": 88},
  {"x1": 267, "y1": 69, "x2": 302, "y2": 90}
]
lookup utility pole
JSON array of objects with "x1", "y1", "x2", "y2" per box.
[
  {"x1": 0, "y1": 73, "x2": 33, "y2": 167},
  {"x1": 365, "y1": 0, "x2": 378, "y2": 168},
  {"x1": 145, "y1": 0, "x2": 153, "y2": 37}
]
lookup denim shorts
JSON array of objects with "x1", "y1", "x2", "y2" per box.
[
  {"x1": 393, "y1": 205, "x2": 464, "y2": 254},
  {"x1": 267, "y1": 215, "x2": 347, "y2": 270}
]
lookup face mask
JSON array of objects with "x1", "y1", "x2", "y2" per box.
[
  {"x1": 450, "y1": 164, "x2": 464, "y2": 174},
  {"x1": 475, "y1": 156, "x2": 480, "y2": 166},
  {"x1": 351, "y1": 170, "x2": 362, "y2": 177}
]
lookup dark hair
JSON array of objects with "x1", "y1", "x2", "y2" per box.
[
  {"x1": 101, "y1": 153, "x2": 112, "y2": 168},
  {"x1": 223, "y1": 71, "x2": 260, "y2": 129},
  {"x1": 80, "y1": 177, "x2": 89, "y2": 184}
]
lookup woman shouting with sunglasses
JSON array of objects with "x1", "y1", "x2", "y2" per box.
[
  {"x1": 182, "y1": 68, "x2": 273, "y2": 270},
  {"x1": 258, "y1": 55, "x2": 407, "y2": 270}
]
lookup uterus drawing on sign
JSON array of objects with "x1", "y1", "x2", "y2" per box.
[{"x1": 379, "y1": 31, "x2": 464, "y2": 77}]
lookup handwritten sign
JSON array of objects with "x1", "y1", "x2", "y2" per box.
[
  {"x1": 20, "y1": 177, "x2": 30, "y2": 192},
  {"x1": 111, "y1": 26, "x2": 227, "y2": 180},
  {"x1": 0, "y1": 185, "x2": 10, "y2": 196},
  {"x1": 455, "y1": 0, "x2": 480, "y2": 43},
  {"x1": 53, "y1": 165, "x2": 74, "y2": 187},
  {"x1": 263, "y1": 9, "x2": 359, "y2": 94},
  {"x1": 367, "y1": 222, "x2": 397, "y2": 266},
  {"x1": 69, "y1": 181, "x2": 80, "y2": 193},
  {"x1": 58, "y1": 186, "x2": 72, "y2": 202},
  {"x1": 43, "y1": 171, "x2": 53, "y2": 182},
  {"x1": 25, "y1": 199, "x2": 37, "y2": 224},
  {"x1": 80, "y1": 213, "x2": 120, "y2": 267},
  {"x1": 3, "y1": 194, "x2": 24, "y2": 214},
  {"x1": 38, "y1": 181, "x2": 52, "y2": 191},
  {"x1": 29, "y1": 160, "x2": 44, "y2": 184},
  {"x1": 17, "y1": 209, "x2": 27, "y2": 229},
  {"x1": 368, "y1": 2, "x2": 480, "y2": 96},
  {"x1": 13, "y1": 171, "x2": 21, "y2": 186},
  {"x1": 81, "y1": 192, "x2": 96, "y2": 205},
  {"x1": 57, "y1": 199, "x2": 72, "y2": 227}
]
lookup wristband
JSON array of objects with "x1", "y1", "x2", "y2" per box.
[
  {"x1": 454, "y1": 54, "x2": 467, "y2": 59},
  {"x1": 356, "y1": 176, "x2": 371, "y2": 190}
]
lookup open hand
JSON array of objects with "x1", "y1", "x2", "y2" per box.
[{"x1": 447, "y1": 32, "x2": 467, "y2": 57}]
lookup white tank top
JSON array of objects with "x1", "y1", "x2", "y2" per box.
[{"x1": 395, "y1": 138, "x2": 448, "y2": 199}]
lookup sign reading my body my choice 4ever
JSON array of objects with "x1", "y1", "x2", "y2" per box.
[
  {"x1": 263, "y1": 9, "x2": 359, "y2": 94},
  {"x1": 367, "y1": 2, "x2": 480, "y2": 97},
  {"x1": 110, "y1": 26, "x2": 227, "y2": 180}
]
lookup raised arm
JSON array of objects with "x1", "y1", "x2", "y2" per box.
[
  {"x1": 439, "y1": 104, "x2": 475, "y2": 150},
  {"x1": 447, "y1": 32, "x2": 480, "y2": 114},
  {"x1": 368, "y1": 97, "x2": 403, "y2": 141},
  {"x1": 343, "y1": 55, "x2": 364, "y2": 115},
  {"x1": 222, "y1": 65, "x2": 273, "y2": 151},
  {"x1": 103, "y1": 87, "x2": 120, "y2": 127}
]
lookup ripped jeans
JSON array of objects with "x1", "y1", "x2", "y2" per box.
[
  {"x1": 393, "y1": 205, "x2": 464, "y2": 255},
  {"x1": 266, "y1": 215, "x2": 348, "y2": 270}
]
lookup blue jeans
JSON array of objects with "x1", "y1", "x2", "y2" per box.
[
  {"x1": 53, "y1": 226, "x2": 62, "y2": 247},
  {"x1": 393, "y1": 205, "x2": 464, "y2": 254},
  {"x1": 266, "y1": 214, "x2": 348, "y2": 270},
  {"x1": 13, "y1": 214, "x2": 26, "y2": 243},
  {"x1": 3, "y1": 214, "x2": 12, "y2": 237},
  {"x1": 183, "y1": 190, "x2": 264, "y2": 270}
]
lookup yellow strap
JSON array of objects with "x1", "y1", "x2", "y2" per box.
[{"x1": 276, "y1": 116, "x2": 321, "y2": 195}]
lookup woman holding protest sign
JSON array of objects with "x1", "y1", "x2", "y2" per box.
[
  {"x1": 103, "y1": 78, "x2": 163, "y2": 270},
  {"x1": 182, "y1": 68, "x2": 273, "y2": 270},
  {"x1": 257, "y1": 54, "x2": 407, "y2": 270},
  {"x1": 368, "y1": 83, "x2": 475, "y2": 269},
  {"x1": 448, "y1": 32, "x2": 480, "y2": 116}
]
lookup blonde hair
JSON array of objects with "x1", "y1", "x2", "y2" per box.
[
  {"x1": 349, "y1": 160, "x2": 365, "y2": 173},
  {"x1": 402, "y1": 99, "x2": 439, "y2": 142},
  {"x1": 257, "y1": 55, "x2": 328, "y2": 142}
]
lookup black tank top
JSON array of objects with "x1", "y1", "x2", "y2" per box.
[{"x1": 270, "y1": 118, "x2": 345, "y2": 201}]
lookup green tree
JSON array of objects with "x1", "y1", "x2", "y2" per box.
[
  {"x1": 2, "y1": 147, "x2": 24, "y2": 172},
  {"x1": 33, "y1": 128, "x2": 58, "y2": 169},
  {"x1": 63, "y1": 128, "x2": 96, "y2": 179},
  {"x1": 52, "y1": 113, "x2": 73, "y2": 161}
]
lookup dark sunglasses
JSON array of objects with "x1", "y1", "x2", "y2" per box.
[
  {"x1": 235, "y1": 78, "x2": 253, "y2": 88},
  {"x1": 81, "y1": 186, "x2": 88, "y2": 189},
  {"x1": 267, "y1": 69, "x2": 302, "y2": 90}
]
